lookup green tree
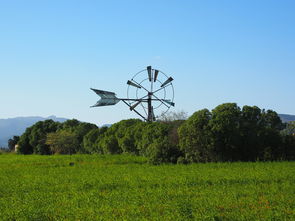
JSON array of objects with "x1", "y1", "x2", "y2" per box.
[
  {"x1": 281, "y1": 121, "x2": 295, "y2": 136},
  {"x1": 117, "y1": 119, "x2": 142, "y2": 154},
  {"x1": 46, "y1": 130, "x2": 79, "y2": 154},
  {"x1": 139, "y1": 122, "x2": 182, "y2": 163},
  {"x1": 147, "y1": 137, "x2": 181, "y2": 164},
  {"x1": 210, "y1": 103, "x2": 242, "y2": 161},
  {"x1": 178, "y1": 109, "x2": 214, "y2": 163},
  {"x1": 59, "y1": 119, "x2": 98, "y2": 153},
  {"x1": 99, "y1": 135, "x2": 120, "y2": 154},
  {"x1": 258, "y1": 110, "x2": 284, "y2": 160},
  {"x1": 239, "y1": 105, "x2": 263, "y2": 161},
  {"x1": 17, "y1": 128, "x2": 33, "y2": 154},
  {"x1": 30, "y1": 120, "x2": 60, "y2": 154},
  {"x1": 83, "y1": 127, "x2": 107, "y2": 153},
  {"x1": 98, "y1": 119, "x2": 142, "y2": 154},
  {"x1": 281, "y1": 135, "x2": 295, "y2": 160},
  {"x1": 17, "y1": 120, "x2": 60, "y2": 154},
  {"x1": 60, "y1": 119, "x2": 80, "y2": 129}
]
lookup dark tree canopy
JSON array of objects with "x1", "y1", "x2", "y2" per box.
[
  {"x1": 15, "y1": 105, "x2": 295, "y2": 163},
  {"x1": 17, "y1": 119, "x2": 97, "y2": 155},
  {"x1": 46, "y1": 130, "x2": 79, "y2": 154},
  {"x1": 18, "y1": 120, "x2": 60, "y2": 154},
  {"x1": 178, "y1": 109, "x2": 214, "y2": 163}
]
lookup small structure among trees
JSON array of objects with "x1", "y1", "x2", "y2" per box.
[{"x1": 8, "y1": 136, "x2": 20, "y2": 152}]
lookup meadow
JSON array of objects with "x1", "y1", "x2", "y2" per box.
[{"x1": 0, "y1": 154, "x2": 294, "y2": 220}]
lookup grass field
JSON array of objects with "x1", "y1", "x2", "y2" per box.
[{"x1": 0, "y1": 154, "x2": 294, "y2": 220}]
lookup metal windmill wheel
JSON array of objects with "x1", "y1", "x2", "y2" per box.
[
  {"x1": 91, "y1": 66, "x2": 175, "y2": 122},
  {"x1": 126, "y1": 66, "x2": 175, "y2": 121}
]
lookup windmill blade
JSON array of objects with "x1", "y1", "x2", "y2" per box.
[
  {"x1": 154, "y1": 70, "x2": 159, "y2": 82},
  {"x1": 163, "y1": 99, "x2": 175, "y2": 107},
  {"x1": 147, "y1": 66, "x2": 152, "y2": 82},
  {"x1": 90, "y1": 88, "x2": 120, "y2": 107},
  {"x1": 130, "y1": 100, "x2": 142, "y2": 111},
  {"x1": 161, "y1": 77, "x2": 174, "y2": 87},
  {"x1": 127, "y1": 80, "x2": 141, "y2": 89}
]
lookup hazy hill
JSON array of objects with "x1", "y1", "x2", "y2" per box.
[
  {"x1": 279, "y1": 114, "x2": 295, "y2": 123},
  {"x1": 0, "y1": 116, "x2": 67, "y2": 147},
  {"x1": 101, "y1": 124, "x2": 112, "y2": 128}
]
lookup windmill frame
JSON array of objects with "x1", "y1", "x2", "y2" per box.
[{"x1": 91, "y1": 66, "x2": 175, "y2": 122}]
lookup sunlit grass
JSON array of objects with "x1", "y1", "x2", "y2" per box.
[{"x1": 0, "y1": 154, "x2": 294, "y2": 220}]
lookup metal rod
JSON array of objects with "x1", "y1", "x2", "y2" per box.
[
  {"x1": 119, "y1": 98, "x2": 148, "y2": 101},
  {"x1": 151, "y1": 93, "x2": 170, "y2": 108},
  {"x1": 128, "y1": 94, "x2": 149, "y2": 105},
  {"x1": 152, "y1": 83, "x2": 171, "y2": 94},
  {"x1": 147, "y1": 93, "x2": 153, "y2": 122},
  {"x1": 119, "y1": 98, "x2": 170, "y2": 102},
  {"x1": 122, "y1": 100, "x2": 147, "y2": 121},
  {"x1": 141, "y1": 102, "x2": 148, "y2": 118},
  {"x1": 131, "y1": 79, "x2": 150, "y2": 93}
]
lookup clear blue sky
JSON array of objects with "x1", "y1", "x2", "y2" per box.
[{"x1": 0, "y1": 0, "x2": 294, "y2": 125}]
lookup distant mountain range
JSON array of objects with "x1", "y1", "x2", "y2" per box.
[
  {"x1": 101, "y1": 124, "x2": 112, "y2": 128},
  {"x1": 0, "y1": 116, "x2": 67, "y2": 147},
  {"x1": 278, "y1": 114, "x2": 295, "y2": 123}
]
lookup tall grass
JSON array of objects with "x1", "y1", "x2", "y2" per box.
[{"x1": 0, "y1": 154, "x2": 294, "y2": 220}]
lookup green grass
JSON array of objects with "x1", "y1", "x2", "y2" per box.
[{"x1": 0, "y1": 154, "x2": 294, "y2": 220}]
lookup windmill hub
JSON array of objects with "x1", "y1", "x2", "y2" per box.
[{"x1": 91, "y1": 66, "x2": 175, "y2": 122}]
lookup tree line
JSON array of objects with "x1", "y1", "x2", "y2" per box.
[{"x1": 15, "y1": 103, "x2": 295, "y2": 164}]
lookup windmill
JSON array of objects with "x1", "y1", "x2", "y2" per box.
[{"x1": 91, "y1": 66, "x2": 174, "y2": 122}]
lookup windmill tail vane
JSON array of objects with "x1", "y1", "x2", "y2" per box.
[
  {"x1": 90, "y1": 66, "x2": 175, "y2": 122},
  {"x1": 90, "y1": 88, "x2": 120, "y2": 107}
]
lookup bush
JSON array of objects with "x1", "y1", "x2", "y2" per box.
[
  {"x1": 46, "y1": 130, "x2": 79, "y2": 154},
  {"x1": 83, "y1": 127, "x2": 107, "y2": 154},
  {"x1": 100, "y1": 135, "x2": 121, "y2": 154},
  {"x1": 178, "y1": 109, "x2": 214, "y2": 163},
  {"x1": 147, "y1": 137, "x2": 181, "y2": 164}
]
